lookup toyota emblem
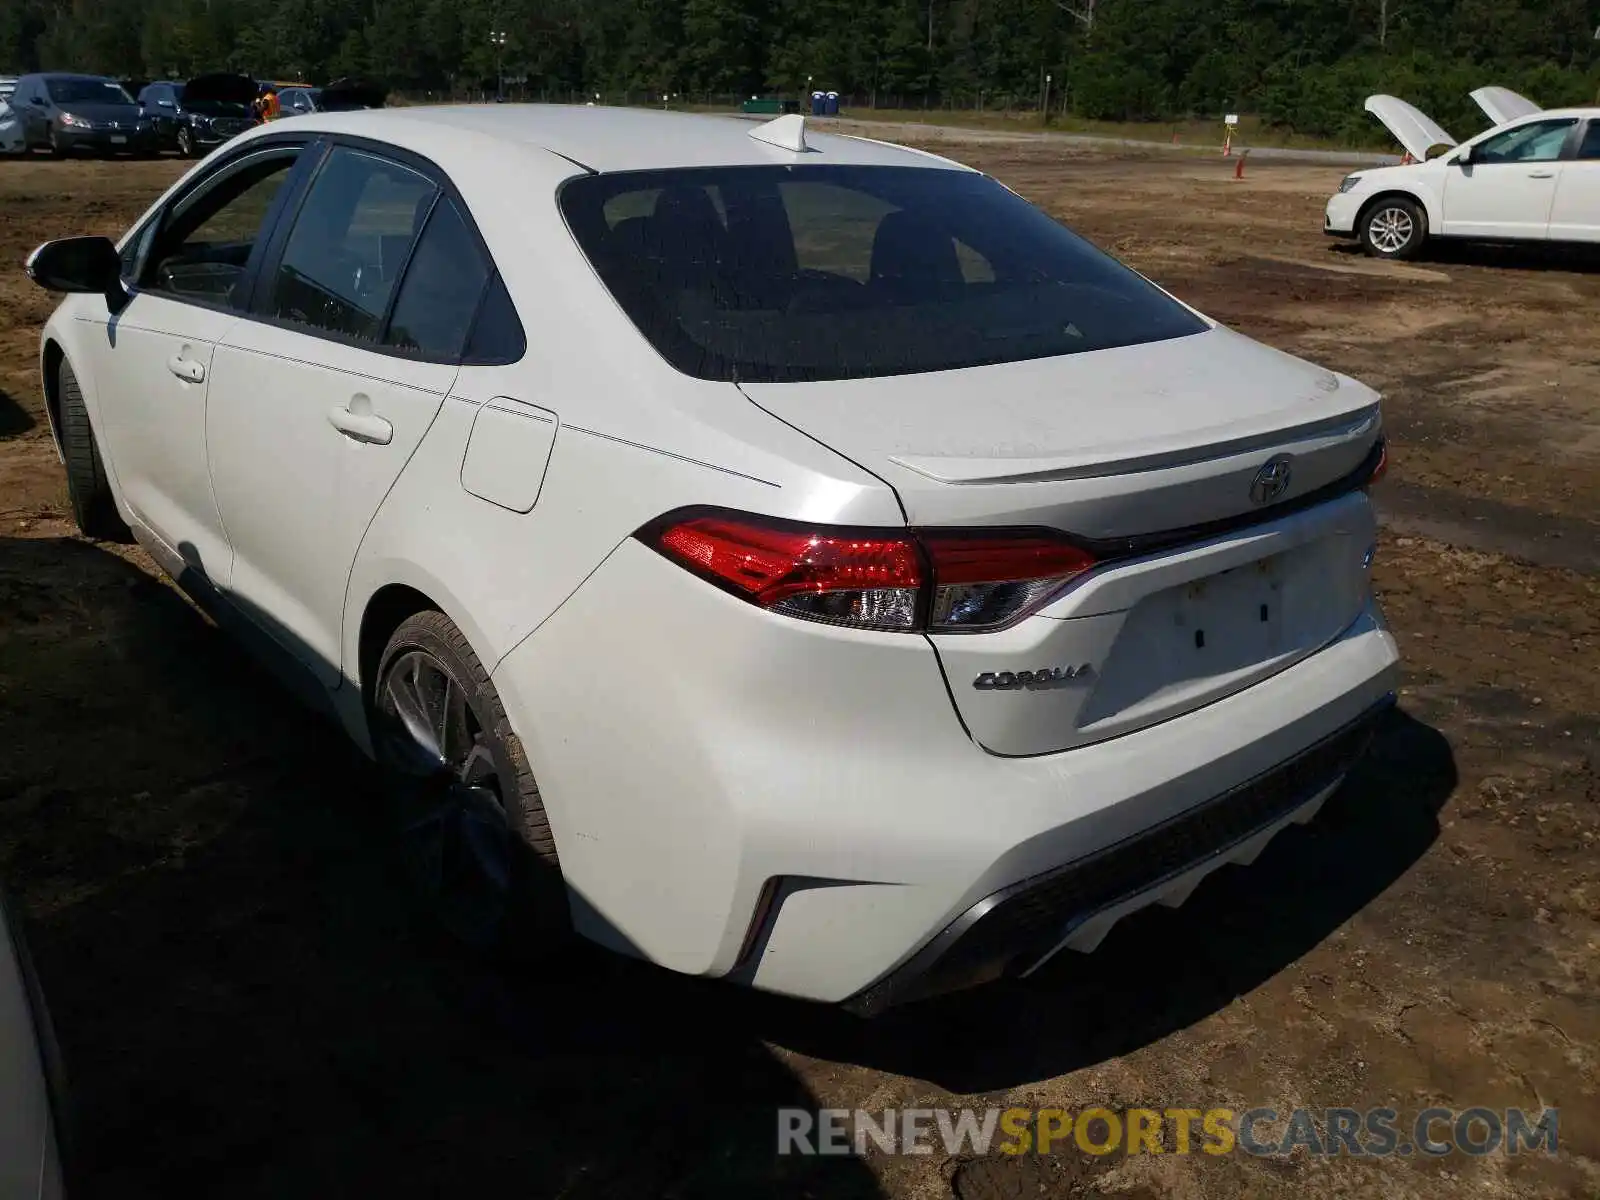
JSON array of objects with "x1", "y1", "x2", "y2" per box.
[{"x1": 1249, "y1": 455, "x2": 1294, "y2": 505}]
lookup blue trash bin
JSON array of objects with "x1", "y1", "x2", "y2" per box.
[
  {"x1": 825, "y1": 91, "x2": 840, "y2": 115},
  {"x1": 811, "y1": 91, "x2": 825, "y2": 116}
]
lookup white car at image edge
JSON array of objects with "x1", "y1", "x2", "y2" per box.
[
  {"x1": 1327, "y1": 93, "x2": 1600, "y2": 258},
  {"x1": 27, "y1": 106, "x2": 1398, "y2": 1013}
]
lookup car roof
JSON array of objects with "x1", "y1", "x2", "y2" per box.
[
  {"x1": 36, "y1": 72, "x2": 117, "y2": 82},
  {"x1": 263, "y1": 104, "x2": 971, "y2": 174}
]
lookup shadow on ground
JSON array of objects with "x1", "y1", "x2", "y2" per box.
[
  {"x1": 0, "y1": 536, "x2": 883, "y2": 1200},
  {"x1": 1331, "y1": 237, "x2": 1600, "y2": 273},
  {"x1": 0, "y1": 388, "x2": 35, "y2": 438}
]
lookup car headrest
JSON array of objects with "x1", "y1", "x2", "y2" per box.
[{"x1": 870, "y1": 209, "x2": 963, "y2": 287}]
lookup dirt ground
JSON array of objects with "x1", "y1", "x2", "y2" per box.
[{"x1": 0, "y1": 143, "x2": 1596, "y2": 1200}]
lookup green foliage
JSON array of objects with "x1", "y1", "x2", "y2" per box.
[{"x1": 1, "y1": 0, "x2": 1595, "y2": 140}]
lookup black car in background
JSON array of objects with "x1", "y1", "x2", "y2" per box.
[
  {"x1": 318, "y1": 77, "x2": 387, "y2": 111},
  {"x1": 138, "y1": 73, "x2": 257, "y2": 157},
  {"x1": 11, "y1": 73, "x2": 156, "y2": 156}
]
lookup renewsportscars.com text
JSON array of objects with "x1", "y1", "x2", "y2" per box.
[{"x1": 777, "y1": 1106, "x2": 1559, "y2": 1159}]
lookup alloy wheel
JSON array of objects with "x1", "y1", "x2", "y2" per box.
[
  {"x1": 375, "y1": 648, "x2": 512, "y2": 948},
  {"x1": 1367, "y1": 206, "x2": 1414, "y2": 255}
]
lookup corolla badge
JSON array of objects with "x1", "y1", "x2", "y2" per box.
[
  {"x1": 1249, "y1": 454, "x2": 1294, "y2": 506},
  {"x1": 973, "y1": 665, "x2": 1094, "y2": 691}
]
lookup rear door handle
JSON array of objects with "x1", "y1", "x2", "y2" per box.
[
  {"x1": 166, "y1": 353, "x2": 204, "y2": 383},
  {"x1": 327, "y1": 403, "x2": 393, "y2": 446},
  {"x1": 1527, "y1": 170, "x2": 1555, "y2": 178}
]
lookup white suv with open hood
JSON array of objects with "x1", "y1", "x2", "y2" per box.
[
  {"x1": 29, "y1": 106, "x2": 1397, "y2": 1012},
  {"x1": 1328, "y1": 88, "x2": 1600, "y2": 258}
]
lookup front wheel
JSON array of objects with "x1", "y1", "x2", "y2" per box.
[
  {"x1": 1359, "y1": 197, "x2": 1426, "y2": 260},
  {"x1": 176, "y1": 126, "x2": 194, "y2": 158},
  {"x1": 57, "y1": 359, "x2": 132, "y2": 542},
  {"x1": 372, "y1": 611, "x2": 568, "y2": 956}
]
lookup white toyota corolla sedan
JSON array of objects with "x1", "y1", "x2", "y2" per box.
[{"x1": 28, "y1": 105, "x2": 1398, "y2": 1012}]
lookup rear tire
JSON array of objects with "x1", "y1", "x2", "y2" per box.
[
  {"x1": 1359, "y1": 196, "x2": 1426, "y2": 260},
  {"x1": 57, "y1": 359, "x2": 132, "y2": 543},
  {"x1": 372, "y1": 610, "x2": 568, "y2": 957}
]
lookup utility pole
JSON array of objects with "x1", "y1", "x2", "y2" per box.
[
  {"x1": 489, "y1": 29, "x2": 507, "y2": 101},
  {"x1": 1041, "y1": 70, "x2": 1052, "y2": 122},
  {"x1": 1378, "y1": 0, "x2": 1392, "y2": 47},
  {"x1": 927, "y1": 0, "x2": 934, "y2": 52}
]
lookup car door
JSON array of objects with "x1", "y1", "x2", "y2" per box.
[
  {"x1": 18, "y1": 79, "x2": 47, "y2": 143},
  {"x1": 1548, "y1": 118, "x2": 1600, "y2": 243},
  {"x1": 88, "y1": 141, "x2": 310, "y2": 586},
  {"x1": 1442, "y1": 117, "x2": 1577, "y2": 239},
  {"x1": 206, "y1": 143, "x2": 487, "y2": 686},
  {"x1": 142, "y1": 84, "x2": 177, "y2": 143}
]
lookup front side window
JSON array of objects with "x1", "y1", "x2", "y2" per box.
[
  {"x1": 141, "y1": 148, "x2": 302, "y2": 305},
  {"x1": 270, "y1": 146, "x2": 436, "y2": 343},
  {"x1": 46, "y1": 78, "x2": 132, "y2": 106},
  {"x1": 560, "y1": 165, "x2": 1206, "y2": 383},
  {"x1": 1473, "y1": 119, "x2": 1577, "y2": 165}
]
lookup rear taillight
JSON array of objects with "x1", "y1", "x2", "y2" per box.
[
  {"x1": 920, "y1": 531, "x2": 1096, "y2": 632},
  {"x1": 1366, "y1": 440, "x2": 1389, "y2": 486},
  {"x1": 644, "y1": 511, "x2": 1095, "y2": 634}
]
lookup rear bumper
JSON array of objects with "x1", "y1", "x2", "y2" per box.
[
  {"x1": 843, "y1": 696, "x2": 1387, "y2": 1014},
  {"x1": 493, "y1": 531, "x2": 1401, "y2": 1007}
]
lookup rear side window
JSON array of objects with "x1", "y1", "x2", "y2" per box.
[
  {"x1": 1578, "y1": 122, "x2": 1600, "y2": 161},
  {"x1": 463, "y1": 274, "x2": 525, "y2": 363},
  {"x1": 382, "y1": 197, "x2": 489, "y2": 360},
  {"x1": 559, "y1": 165, "x2": 1206, "y2": 383},
  {"x1": 270, "y1": 146, "x2": 435, "y2": 343}
]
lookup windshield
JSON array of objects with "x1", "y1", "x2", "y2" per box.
[
  {"x1": 560, "y1": 165, "x2": 1206, "y2": 383},
  {"x1": 46, "y1": 78, "x2": 134, "y2": 106}
]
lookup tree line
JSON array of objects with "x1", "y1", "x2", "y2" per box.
[{"x1": 4, "y1": 0, "x2": 1598, "y2": 141}]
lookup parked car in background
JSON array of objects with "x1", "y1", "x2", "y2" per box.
[
  {"x1": 27, "y1": 107, "x2": 1396, "y2": 1012},
  {"x1": 317, "y1": 78, "x2": 387, "y2": 112},
  {"x1": 0, "y1": 77, "x2": 18, "y2": 102},
  {"x1": 1327, "y1": 93, "x2": 1600, "y2": 258},
  {"x1": 11, "y1": 72, "x2": 157, "y2": 156},
  {"x1": 273, "y1": 85, "x2": 321, "y2": 116},
  {"x1": 139, "y1": 73, "x2": 258, "y2": 157},
  {"x1": 0, "y1": 93, "x2": 22, "y2": 155},
  {"x1": 0, "y1": 885, "x2": 67, "y2": 1200}
]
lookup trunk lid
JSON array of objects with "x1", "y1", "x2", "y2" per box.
[{"x1": 741, "y1": 327, "x2": 1384, "y2": 757}]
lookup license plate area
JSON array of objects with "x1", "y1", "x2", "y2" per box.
[
  {"x1": 110, "y1": 135, "x2": 127, "y2": 144},
  {"x1": 1172, "y1": 557, "x2": 1286, "y2": 665},
  {"x1": 1075, "y1": 553, "x2": 1309, "y2": 731}
]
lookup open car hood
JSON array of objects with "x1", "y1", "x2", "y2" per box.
[
  {"x1": 319, "y1": 78, "x2": 386, "y2": 111},
  {"x1": 1469, "y1": 86, "x2": 1540, "y2": 125},
  {"x1": 1364, "y1": 94, "x2": 1457, "y2": 161},
  {"x1": 183, "y1": 72, "x2": 259, "y2": 107}
]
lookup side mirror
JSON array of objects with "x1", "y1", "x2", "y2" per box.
[
  {"x1": 25, "y1": 237, "x2": 124, "y2": 309},
  {"x1": 1455, "y1": 143, "x2": 1473, "y2": 166}
]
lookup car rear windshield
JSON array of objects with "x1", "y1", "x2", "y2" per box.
[
  {"x1": 559, "y1": 164, "x2": 1206, "y2": 383},
  {"x1": 46, "y1": 78, "x2": 133, "y2": 106}
]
